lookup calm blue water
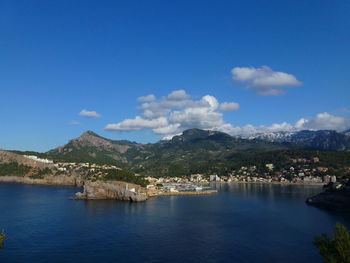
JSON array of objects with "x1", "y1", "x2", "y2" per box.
[{"x1": 0, "y1": 183, "x2": 350, "y2": 263}]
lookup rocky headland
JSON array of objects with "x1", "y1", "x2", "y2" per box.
[
  {"x1": 75, "y1": 181, "x2": 148, "y2": 201},
  {"x1": 306, "y1": 182, "x2": 350, "y2": 212},
  {"x1": 0, "y1": 149, "x2": 149, "y2": 201}
]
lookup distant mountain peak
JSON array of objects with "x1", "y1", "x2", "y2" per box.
[
  {"x1": 48, "y1": 130, "x2": 137, "y2": 157},
  {"x1": 80, "y1": 130, "x2": 101, "y2": 138}
]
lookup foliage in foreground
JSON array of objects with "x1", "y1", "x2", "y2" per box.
[
  {"x1": 314, "y1": 223, "x2": 350, "y2": 263},
  {"x1": 0, "y1": 230, "x2": 6, "y2": 249}
]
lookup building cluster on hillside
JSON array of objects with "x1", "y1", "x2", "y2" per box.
[
  {"x1": 25, "y1": 154, "x2": 345, "y2": 189},
  {"x1": 54, "y1": 162, "x2": 121, "y2": 171},
  {"x1": 23, "y1": 155, "x2": 53, "y2": 164},
  {"x1": 144, "y1": 156, "x2": 341, "y2": 188},
  {"x1": 50, "y1": 161, "x2": 123, "y2": 180},
  {"x1": 215, "y1": 156, "x2": 339, "y2": 184}
]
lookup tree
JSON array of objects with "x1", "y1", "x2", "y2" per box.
[{"x1": 314, "y1": 223, "x2": 350, "y2": 263}]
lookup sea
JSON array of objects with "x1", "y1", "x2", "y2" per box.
[{"x1": 0, "y1": 182, "x2": 349, "y2": 263}]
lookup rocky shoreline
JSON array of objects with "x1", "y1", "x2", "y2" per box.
[{"x1": 0, "y1": 175, "x2": 218, "y2": 202}]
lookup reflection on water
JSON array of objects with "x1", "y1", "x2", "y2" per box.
[
  {"x1": 0, "y1": 183, "x2": 349, "y2": 263},
  {"x1": 216, "y1": 182, "x2": 322, "y2": 197}
]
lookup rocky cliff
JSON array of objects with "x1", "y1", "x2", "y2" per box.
[
  {"x1": 0, "y1": 174, "x2": 83, "y2": 186},
  {"x1": 75, "y1": 180, "x2": 148, "y2": 201}
]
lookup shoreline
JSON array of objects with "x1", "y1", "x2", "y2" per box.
[
  {"x1": 212, "y1": 181, "x2": 324, "y2": 186},
  {"x1": 0, "y1": 176, "x2": 323, "y2": 202},
  {"x1": 0, "y1": 176, "x2": 324, "y2": 189},
  {"x1": 154, "y1": 189, "x2": 218, "y2": 196}
]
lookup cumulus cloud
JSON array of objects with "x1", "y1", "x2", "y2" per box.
[
  {"x1": 137, "y1": 94, "x2": 156, "y2": 102},
  {"x1": 105, "y1": 116, "x2": 168, "y2": 131},
  {"x1": 298, "y1": 112, "x2": 350, "y2": 131},
  {"x1": 167, "y1": 90, "x2": 190, "y2": 100},
  {"x1": 104, "y1": 90, "x2": 350, "y2": 139},
  {"x1": 232, "y1": 66, "x2": 302, "y2": 96},
  {"x1": 79, "y1": 109, "x2": 102, "y2": 118},
  {"x1": 105, "y1": 90, "x2": 240, "y2": 138}
]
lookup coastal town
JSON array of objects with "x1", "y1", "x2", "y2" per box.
[{"x1": 21, "y1": 154, "x2": 345, "y2": 194}]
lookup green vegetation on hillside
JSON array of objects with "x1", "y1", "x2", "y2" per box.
[
  {"x1": 101, "y1": 169, "x2": 148, "y2": 187},
  {"x1": 0, "y1": 162, "x2": 31, "y2": 177},
  {"x1": 314, "y1": 223, "x2": 350, "y2": 263},
  {"x1": 129, "y1": 148, "x2": 350, "y2": 177},
  {"x1": 9, "y1": 129, "x2": 350, "y2": 178},
  {"x1": 126, "y1": 130, "x2": 290, "y2": 177},
  {"x1": 227, "y1": 149, "x2": 350, "y2": 170},
  {"x1": 29, "y1": 167, "x2": 52, "y2": 179},
  {"x1": 49, "y1": 147, "x2": 125, "y2": 165}
]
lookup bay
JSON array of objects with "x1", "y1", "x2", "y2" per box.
[{"x1": 0, "y1": 183, "x2": 349, "y2": 263}]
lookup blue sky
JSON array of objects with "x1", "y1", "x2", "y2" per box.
[{"x1": 1, "y1": 0, "x2": 349, "y2": 151}]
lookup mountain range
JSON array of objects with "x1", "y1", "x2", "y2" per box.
[
  {"x1": 46, "y1": 129, "x2": 287, "y2": 175},
  {"x1": 8, "y1": 128, "x2": 350, "y2": 177}
]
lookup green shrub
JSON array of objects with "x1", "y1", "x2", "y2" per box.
[
  {"x1": 30, "y1": 167, "x2": 52, "y2": 179},
  {"x1": 0, "y1": 162, "x2": 31, "y2": 177},
  {"x1": 101, "y1": 169, "x2": 148, "y2": 187},
  {"x1": 0, "y1": 230, "x2": 6, "y2": 249},
  {"x1": 314, "y1": 223, "x2": 350, "y2": 263}
]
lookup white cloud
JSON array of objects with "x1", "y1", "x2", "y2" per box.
[
  {"x1": 105, "y1": 116, "x2": 168, "y2": 131},
  {"x1": 214, "y1": 112, "x2": 350, "y2": 138},
  {"x1": 152, "y1": 124, "x2": 181, "y2": 134},
  {"x1": 79, "y1": 109, "x2": 102, "y2": 118},
  {"x1": 104, "y1": 89, "x2": 350, "y2": 140},
  {"x1": 298, "y1": 112, "x2": 350, "y2": 131},
  {"x1": 105, "y1": 90, "x2": 240, "y2": 137},
  {"x1": 219, "y1": 102, "x2": 240, "y2": 111},
  {"x1": 232, "y1": 66, "x2": 302, "y2": 96},
  {"x1": 167, "y1": 90, "x2": 190, "y2": 100},
  {"x1": 137, "y1": 94, "x2": 156, "y2": 102},
  {"x1": 69, "y1": 121, "x2": 80, "y2": 125}
]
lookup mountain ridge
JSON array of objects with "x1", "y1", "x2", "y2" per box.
[
  {"x1": 44, "y1": 128, "x2": 290, "y2": 176},
  {"x1": 7, "y1": 128, "x2": 350, "y2": 177},
  {"x1": 243, "y1": 129, "x2": 350, "y2": 151}
]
